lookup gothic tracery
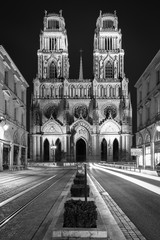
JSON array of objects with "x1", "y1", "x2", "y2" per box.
[{"x1": 30, "y1": 10, "x2": 132, "y2": 163}]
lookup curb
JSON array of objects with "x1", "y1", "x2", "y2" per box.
[{"x1": 88, "y1": 174, "x2": 126, "y2": 240}]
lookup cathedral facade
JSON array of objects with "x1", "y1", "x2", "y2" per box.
[{"x1": 30, "y1": 10, "x2": 132, "y2": 163}]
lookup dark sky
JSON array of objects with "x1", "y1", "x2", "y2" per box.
[{"x1": 0, "y1": 2, "x2": 160, "y2": 139}]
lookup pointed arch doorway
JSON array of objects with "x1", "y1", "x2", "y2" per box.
[
  {"x1": 44, "y1": 139, "x2": 49, "y2": 162},
  {"x1": 101, "y1": 138, "x2": 107, "y2": 161},
  {"x1": 113, "y1": 138, "x2": 119, "y2": 162},
  {"x1": 76, "y1": 139, "x2": 86, "y2": 162},
  {"x1": 55, "y1": 139, "x2": 61, "y2": 162}
]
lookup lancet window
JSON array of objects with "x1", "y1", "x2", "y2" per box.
[
  {"x1": 48, "y1": 20, "x2": 59, "y2": 29},
  {"x1": 41, "y1": 85, "x2": 45, "y2": 98},
  {"x1": 103, "y1": 20, "x2": 114, "y2": 29},
  {"x1": 49, "y1": 62, "x2": 57, "y2": 78},
  {"x1": 105, "y1": 61, "x2": 113, "y2": 78}
]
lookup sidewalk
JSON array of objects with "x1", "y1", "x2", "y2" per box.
[
  {"x1": 98, "y1": 163, "x2": 158, "y2": 178},
  {"x1": 139, "y1": 169, "x2": 157, "y2": 177}
]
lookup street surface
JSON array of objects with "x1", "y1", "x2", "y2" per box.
[
  {"x1": 89, "y1": 164, "x2": 160, "y2": 240},
  {"x1": 0, "y1": 167, "x2": 76, "y2": 240},
  {"x1": 0, "y1": 165, "x2": 160, "y2": 240}
]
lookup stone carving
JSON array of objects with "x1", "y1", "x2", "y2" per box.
[
  {"x1": 50, "y1": 125, "x2": 56, "y2": 132},
  {"x1": 104, "y1": 105, "x2": 117, "y2": 119},
  {"x1": 74, "y1": 105, "x2": 88, "y2": 119}
]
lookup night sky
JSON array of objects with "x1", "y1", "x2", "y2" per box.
[{"x1": 0, "y1": 2, "x2": 160, "y2": 143}]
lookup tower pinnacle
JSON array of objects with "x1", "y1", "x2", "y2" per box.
[{"x1": 79, "y1": 49, "x2": 83, "y2": 80}]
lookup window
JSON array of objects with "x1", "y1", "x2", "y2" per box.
[
  {"x1": 48, "y1": 20, "x2": 59, "y2": 29},
  {"x1": 50, "y1": 86, "x2": 54, "y2": 97},
  {"x1": 21, "y1": 91, "x2": 24, "y2": 102},
  {"x1": 5, "y1": 100, "x2": 7, "y2": 114},
  {"x1": 105, "y1": 61, "x2": 113, "y2": 78},
  {"x1": 145, "y1": 146, "x2": 151, "y2": 166},
  {"x1": 49, "y1": 62, "x2": 57, "y2": 78},
  {"x1": 100, "y1": 85, "x2": 104, "y2": 97},
  {"x1": 139, "y1": 91, "x2": 142, "y2": 102},
  {"x1": 21, "y1": 113, "x2": 24, "y2": 125},
  {"x1": 156, "y1": 69, "x2": 160, "y2": 85},
  {"x1": 88, "y1": 86, "x2": 91, "y2": 97},
  {"x1": 70, "y1": 85, "x2": 75, "y2": 97},
  {"x1": 4, "y1": 71, "x2": 8, "y2": 85},
  {"x1": 79, "y1": 86, "x2": 83, "y2": 97},
  {"x1": 139, "y1": 112, "x2": 142, "y2": 125},
  {"x1": 147, "y1": 107, "x2": 150, "y2": 120},
  {"x1": 14, "y1": 82, "x2": 17, "y2": 94},
  {"x1": 49, "y1": 38, "x2": 57, "y2": 50},
  {"x1": 147, "y1": 80, "x2": 149, "y2": 95},
  {"x1": 42, "y1": 85, "x2": 45, "y2": 98},
  {"x1": 155, "y1": 130, "x2": 160, "y2": 141},
  {"x1": 103, "y1": 20, "x2": 114, "y2": 29},
  {"x1": 14, "y1": 108, "x2": 17, "y2": 120},
  {"x1": 155, "y1": 97, "x2": 158, "y2": 114}
]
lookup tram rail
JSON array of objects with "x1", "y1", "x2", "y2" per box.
[
  {"x1": 0, "y1": 175, "x2": 55, "y2": 203},
  {"x1": 0, "y1": 169, "x2": 74, "y2": 230}
]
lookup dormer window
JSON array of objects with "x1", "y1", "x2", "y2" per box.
[{"x1": 48, "y1": 19, "x2": 59, "y2": 29}]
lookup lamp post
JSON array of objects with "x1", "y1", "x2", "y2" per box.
[
  {"x1": 51, "y1": 142, "x2": 57, "y2": 164},
  {"x1": 0, "y1": 116, "x2": 9, "y2": 130},
  {"x1": 84, "y1": 162, "x2": 87, "y2": 203},
  {"x1": 157, "y1": 125, "x2": 160, "y2": 132},
  {"x1": 156, "y1": 125, "x2": 160, "y2": 167}
]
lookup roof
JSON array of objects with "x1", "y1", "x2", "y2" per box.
[{"x1": 0, "y1": 45, "x2": 29, "y2": 88}]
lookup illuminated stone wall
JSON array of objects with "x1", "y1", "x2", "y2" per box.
[{"x1": 30, "y1": 11, "x2": 132, "y2": 163}]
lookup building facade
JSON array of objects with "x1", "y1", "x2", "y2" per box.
[
  {"x1": 135, "y1": 49, "x2": 160, "y2": 169},
  {"x1": 30, "y1": 11, "x2": 132, "y2": 163},
  {"x1": 0, "y1": 45, "x2": 29, "y2": 171}
]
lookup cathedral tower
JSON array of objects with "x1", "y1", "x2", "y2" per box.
[
  {"x1": 30, "y1": 10, "x2": 132, "y2": 163},
  {"x1": 38, "y1": 10, "x2": 69, "y2": 80}
]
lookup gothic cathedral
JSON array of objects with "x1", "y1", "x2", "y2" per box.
[{"x1": 30, "y1": 10, "x2": 132, "y2": 163}]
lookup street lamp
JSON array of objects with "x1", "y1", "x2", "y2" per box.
[
  {"x1": 51, "y1": 141, "x2": 57, "y2": 164},
  {"x1": 157, "y1": 125, "x2": 160, "y2": 132},
  {"x1": 0, "y1": 116, "x2": 9, "y2": 130}
]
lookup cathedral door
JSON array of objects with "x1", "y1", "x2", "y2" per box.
[
  {"x1": 44, "y1": 139, "x2": 49, "y2": 162},
  {"x1": 55, "y1": 139, "x2": 61, "y2": 162},
  {"x1": 101, "y1": 139, "x2": 107, "y2": 161},
  {"x1": 113, "y1": 139, "x2": 119, "y2": 162},
  {"x1": 76, "y1": 139, "x2": 86, "y2": 162}
]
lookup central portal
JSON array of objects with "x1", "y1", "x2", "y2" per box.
[{"x1": 76, "y1": 139, "x2": 86, "y2": 162}]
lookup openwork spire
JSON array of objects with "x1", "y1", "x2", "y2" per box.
[{"x1": 79, "y1": 49, "x2": 83, "y2": 80}]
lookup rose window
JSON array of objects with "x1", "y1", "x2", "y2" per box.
[
  {"x1": 74, "y1": 105, "x2": 88, "y2": 119},
  {"x1": 44, "y1": 105, "x2": 58, "y2": 119},
  {"x1": 104, "y1": 105, "x2": 117, "y2": 119}
]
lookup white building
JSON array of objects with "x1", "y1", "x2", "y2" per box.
[
  {"x1": 0, "y1": 45, "x2": 29, "y2": 171},
  {"x1": 30, "y1": 10, "x2": 132, "y2": 163},
  {"x1": 135, "y1": 49, "x2": 160, "y2": 169}
]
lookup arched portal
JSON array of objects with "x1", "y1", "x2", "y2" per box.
[
  {"x1": 55, "y1": 138, "x2": 61, "y2": 162},
  {"x1": 113, "y1": 138, "x2": 119, "y2": 161},
  {"x1": 101, "y1": 138, "x2": 107, "y2": 161},
  {"x1": 44, "y1": 139, "x2": 49, "y2": 162},
  {"x1": 76, "y1": 139, "x2": 86, "y2": 162}
]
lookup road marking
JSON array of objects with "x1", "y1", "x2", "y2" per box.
[
  {"x1": 0, "y1": 175, "x2": 56, "y2": 207},
  {"x1": 94, "y1": 164, "x2": 160, "y2": 196}
]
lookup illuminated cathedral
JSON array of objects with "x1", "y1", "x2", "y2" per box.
[{"x1": 30, "y1": 10, "x2": 132, "y2": 163}]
